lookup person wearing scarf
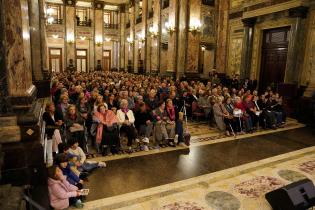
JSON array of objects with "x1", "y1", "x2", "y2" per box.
[
  {"x1": 117, "y1": 99, "x2": 137, "y2": 153},
  {"x1": 94, "y1": 104, "x2": 119, "y2": 156},
  {"x1": 165, "y1": 99, "x2": 176, "y2": 146},
  {"x1": 65, "y1": 105, "x2": 87, "y2": 152}
]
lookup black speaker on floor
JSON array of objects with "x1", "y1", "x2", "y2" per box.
[{"x1": 265, "y1": 179, "x2": 315, "y2": 210}]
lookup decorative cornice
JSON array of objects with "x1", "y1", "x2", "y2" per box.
[{"x1": 229, "y1": 11, "x2": 243, "y2": 20}]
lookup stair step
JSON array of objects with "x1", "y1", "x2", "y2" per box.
[
  {"x1": 0, "y1": 126, "x2": 21, "y2": 143},
  {"x1": 0, "y1": 116, "x2": 17, "y2": 127}
]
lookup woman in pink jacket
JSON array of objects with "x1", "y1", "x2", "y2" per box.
[{"x1": 47, "y1": 165, "x2": 84, "y2": 209}]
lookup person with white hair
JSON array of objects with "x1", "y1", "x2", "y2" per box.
[{"x1": 117, "y1": 99, "x2": 137, "y2": 153}]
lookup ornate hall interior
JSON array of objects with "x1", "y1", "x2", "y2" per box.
[{"x1": 0, "y1": 0, "x2": 315, "y2": 209}]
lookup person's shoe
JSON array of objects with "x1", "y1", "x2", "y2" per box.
[
  {"x1": 178, "y1": 142, "x2": 186, "y2": 147},
  {"x1": 74, "y1": 200, "x2": 84, "y2": 208},
  {"x1": 143, "y1": 145, "x2": 149, "y2": 151},
  {"x1": 142, "y1": 137, "x2": 150, "y2": 143},
  {"x1": 127, "y1": 147, "x2": 134, "y2": 153},
  {"x1": 135, "y1": 138, "x2": 140, "y2": 143},
  {"x1": 98, "y1": 161, "x2": 106, "y2": 168}
]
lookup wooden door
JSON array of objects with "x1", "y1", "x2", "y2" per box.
[
  {"x1": 76, "y1": 49, "x2": 87, "y2": 73},
  {"x1": 103, "y1": 50, "x2": 111, "y2": 71},
  {"x1": 259, "y1": 27, "x2": 290, "y2": 92},
  {"x1": 49, "y1": 48, "x2": 62, "y2": 72}
]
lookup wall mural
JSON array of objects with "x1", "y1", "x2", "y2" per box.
[{"x1": 228, "y1": 38, "x2": 243, "y2": 75}]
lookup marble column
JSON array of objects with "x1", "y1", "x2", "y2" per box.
[
  {"x1": 120, "y1": 6, "x2": 126, "y2": 71},
  {"x1": 240, "y1": 17, "x2": 256, "y2": 80},
  {"x1": 0, "y1": 0, "x2": 35, "y2": 112},
  {"x1": 151, "y1": 0, "x2": 160, "y2": 73},
  {"x1": 176, "y1": 0, "x2": 189, "y2": 79},
  {"x1": 186, "y1": 0, "x2": 201, "y2": 73},
  {"x1": 28, "y1": 0, "x2": 43, "y2": 80},
  {"x1": 167, "y1": 0, "x2": 179, "y2": 73},
  {"x1": 130, "y1": 6, "x2": 135, "y2": 72},
  {"x1": 94, "y1": 2, "x2": 104, "y2": 70},
  {"x1": 39, "y1": 0, "x2": 49, "y2": 71},
  {"x1": 285, "y1": 6, "x2": 309, "y2": 84},
  {"x1": 142, "y1": 0, "x2": 148, "y2": 73},
  {"x1": 215, "y1": 0, "x2": 229, "y2": 73},
  {"x1": 65, "y1": 1, "x2": 76, "y2": 70}
]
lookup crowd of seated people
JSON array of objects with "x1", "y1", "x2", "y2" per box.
[{"x1": 45, "y1": 71, "x2": 287, "y2": 159}]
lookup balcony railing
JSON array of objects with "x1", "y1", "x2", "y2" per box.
[
  {"x1": 104, "y1": 23, "x2": 119, "y2": 29},
  {"x1": 49, "y1": 19, "x2": 63, "y2": 25},
  {"x1": 77, "y1": 20, "x2": 92, "y2": 27},
  {"x1": 136, "y1": 15, "x2": 142, "y2": 24},
  {"x1": 162, "y1": 0, "x2": 169, "y2": 9}
]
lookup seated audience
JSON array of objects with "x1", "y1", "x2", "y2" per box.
[
  {"x1": 134, "y1": 102, "x2": 152, "y2": 151},
  {"x1": 117, "y1": 99, "x2": 137, "y2": 153},
  {"x1": 47, "y1": 165, "x2": 84, "y2": 209},
  {"x1": 93, "y1": 104, "x2": 120, "y2": 155}
]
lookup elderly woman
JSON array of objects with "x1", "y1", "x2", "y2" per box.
[
  {"x1": 213, "y1": 96, "x2": 234, "y2": 136},
  {"x1": 234, "y1": 96, "x2": 253, "y2": 132},
  {"x1": 58, "y1": 94, "x2": 70, "y2": 117},
  {"x1": 153, "y1": 101, "x2": 175, "y2": 147},
  {"x1": 93, "y1": 104, "x2": 120, "y2": 156},
  {"x1": 117, "y1": 99, "x2": 137, "y2": 153},
  {"x1": 65, "y1": 105, "x2": 86, "y2": 152},
  {"x1": 93, "y1": 95, "x2": 108, "y2": 113}
]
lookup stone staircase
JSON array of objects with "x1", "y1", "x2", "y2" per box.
[{"x1": 0, "y1": 116, "x2": 21, "y2": 143}]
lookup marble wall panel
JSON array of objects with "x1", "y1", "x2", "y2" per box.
[
  {"x1": 120, "y1": 11, "x2": 126, "y2": 70},
  {"x1": 228, "y1": 38, "x2": 243, "y2": 76},
  {"x1": 203, "y1": 49, "x2": 215, "y2": 77},
  {"x1": 3, "y1": 0, "x2": 33, "y2": 96}
]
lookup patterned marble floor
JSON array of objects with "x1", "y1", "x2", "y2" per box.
[
  {"x1": 89, "y1": 118, "x2": 304, "y2": 162},
  {"x1": 83, "y1": 146, "x2": 315, "y2": 210}
]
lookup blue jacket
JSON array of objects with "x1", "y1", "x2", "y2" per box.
[{"x1": 61, "y1": 165, "x2": 80, "y2": 185}]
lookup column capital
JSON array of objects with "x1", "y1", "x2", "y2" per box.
[
  {"x1": 289, "y1": 6, "x2": 309, "y2": 19},
  {"x1": 242, "y1": 17, "x2": 257, "y2": 27},
  {"x1": 63, "y1": 0, "x2": 77, "y2": 6}
]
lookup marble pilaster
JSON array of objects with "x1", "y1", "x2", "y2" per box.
[
  {"x1": 142, "y1": 0, "x2": 148, "y2": 73},
  {"x1": 94, "y1": 6, "x2": 104, "y2": 69},
  {"x1": 167, "y1": 0, "x2": 178, "y2": 73},
  {"x1": 215, "y1": 0, "x2": 229, "y2": 73},
  {"x1": 130, "y1": 6, "x2": 135, "y2": 72},
  {"x1": 285, "y1": 6, "x2": 309, "y2": 84},
  {"x1": 150, "y1": 0, "x2": 160, "y2": 73},
  {"x1": 176, "y1": 0, "x2": 189, "y2": 79},
  {"x1": 186, "y1": 0, "x2": 201, "y2": 73},
  {"x1": 65, "y1": 5, "x2": 76, "y2": 69},
  {"x1": 120, "y1": 6, "x2": 126, "y2": 70},
  {"x1": 28, "y1": 0, "x2": 43, "y2": 80},
  {"x1": 240, "y1": 17, "x2": 256, "y2": 79},
  {"x1": 39, "y1": 0, "x2": 48, "y2": 71}
]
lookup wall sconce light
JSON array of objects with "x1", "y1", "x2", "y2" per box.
[
  {"x1": 137, "y1": 32, "x2": 145, "y2": 42},
  {"x1": 67, "y1": 33, "x2": 74, "y2": 44},
  {"x1": 46, "y1": 7, "x2": 53, "y2": 16},
  {"x1": 127, "y1": 37, "x2": 134, "y2": 44},
  {"x1": 189, "y1": 18, "x2": 201, "y2": 35},
  {"x1": 149, "y1": 25, "x2": 158, "y2": 38},
  {"x1": 201, "y1": 46, "x2": 206, "y2": 51},
  {"x1": 80, "y1": 36, "x2": 86, "y2": 41},
  {"x1": 105, "y1": 37, "x2": 111, "y2": 42},
  {"x1": 52, "y1": 34, "x2": 59, "y2": 39},
  {"x1": 95, "y1": 36, "x2": 103, "y2": 46},
  {"x1": 165, "y1": 21, "x2": 175, "y2": 34}
]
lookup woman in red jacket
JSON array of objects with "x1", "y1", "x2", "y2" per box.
[{"x1": 234, "y1": 96, "x2": 253, "y2": 132}]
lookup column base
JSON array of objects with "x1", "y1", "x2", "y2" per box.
[{"x1": 8, "y1": 85, "x2": 37, "y2": 113}]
